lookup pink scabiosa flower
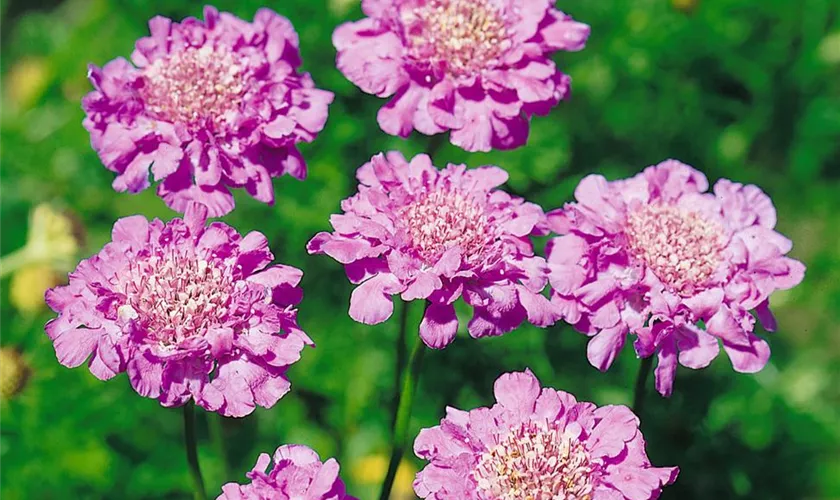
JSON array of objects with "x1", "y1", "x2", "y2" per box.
[
  {"x1": 307, "y1": 151, "x2": 553, "y2": 349},
  {"x1": 332, "y1": 0, "x2": 589, "y2": 152},
  {"x1": 44, "y1": 204, "x2": 312, "y2": 417},
  {"x1": 219, "y1": 445, "x2": 357, "y2": 500},
  {"x1": 83, "y1": 6, "x2": 334, "y2": 217},
  {"x1": 414, "y1": 369, "x2": 678, "y2": 499},
  {"x1": 547, "y1": 160, "x2": 806, "y2": 396}
]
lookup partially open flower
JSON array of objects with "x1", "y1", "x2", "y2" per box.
[
  {"x1": 307, "y1": 152, "x2": 553, "y2": 349},
  {"x1": 219, "y1": 445, "x2": 357, "y2": 499},
  {"x1": 0, "y1": 347, "x2": 31, "y2": 400},
  {"x1": 10, "y1": 264, "x2": 62, "y2": 314},
  {"x1": 546, "y1": 160, "x2": 806, "y2": 395},
  {"x1": 83, "y1": 6, "x2": 333, "y2": 216},
  {"x1": 414, "y1": 370, "x2": 678, "y2": 499},
  {"x1": 45, "y1": 204, "x2": 311, "y2": 417},
  {"x1": 333, "y1": 0, "x2": 589, "y2": 152}
]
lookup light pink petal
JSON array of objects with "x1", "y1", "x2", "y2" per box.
[
  {"x1": 419, "y1": 303, "x2": 459, "y2": 349},
  {"x1": 493, "y1": 369, "x2": 541, "y2": 416},
  {"x1": 723, "y1": 334, "x2": 771, "y2": 373},
  {"x1": 588, "y1": 405, "x2": 639, "y2": 458},
  {"x1": 349, "y1": 274, "x2": 402, "y2": 325},
  {"x1": 587, "y1": 326, "x2": 626, "y2": 372}
]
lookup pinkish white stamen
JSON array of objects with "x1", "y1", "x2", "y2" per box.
[
  {"x1": 401, "y1": 188, "x2": 491, "y2": 264},
  {"x1": 119, "y1": 251, "x2": 235, "y2": 346},
  {"x1": 400, "y1": 0, "x2": 512, "y2": 76},
  {"x1": 140, "y1": 45, "x2": 247, "y2": 131},
  {"x1": 473, "y1": 420, "x2": 597, "y2": 500},
  {"x1": 623, "y1": 203, "x2": 726, "y2": 296}
]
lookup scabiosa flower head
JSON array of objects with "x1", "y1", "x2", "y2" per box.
[
  {"x1": 547, "y1": 160, "x2": 806, "y2": 396},
  {"x1": 45, "y1": 204, "x2": 312, "y2": 417},
  {"x1": 414, "y1": 369, "x2": 678, "y2": 499},
  {"x1": 333, "y1": 0, "x2": 589, "y2": 152},
  {"x1": 219, "y1": 445, "x2": 357, "y2": 499},
  {"x1": 83, "y1": 6, "x2": 334, "y2": 217},
  {"x1": 307, "y1": 151, "x2": 553, "y2": 349}
]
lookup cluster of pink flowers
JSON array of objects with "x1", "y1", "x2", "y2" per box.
[
  {"x1": 308, "y1": 151, "x2": 553, "y2": 348},
  {"x1": 546, "y1": 160, "x2": 805, "y2": 395},
  {"x1": 46, "y1": 204, "x2": 311, "y2": 417},
  {"x1": 333, "y1": 0, "x2": 589, "y2": 152},
  {"x1": 39, "y1": 3, "x2": 810, "y2": 499},
  {"x1": 83, "y1": 6, "x2": 333, "y2": 216}
]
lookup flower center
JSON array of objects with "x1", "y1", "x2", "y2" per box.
[
  {"x1": 624, "y1": 203, "x2": 726, "y2": 295},
  {"x1": 119, "y1": 252, "x2": 234, "y2": 345},
  {"x1": 140, "y1": 45, "x2": 247, "y2": 131},
  {"x1": 473, "y1": 420, "x2": 597, "y2": 500},
  {"x1": 400, "y1": 0, "x2": 511, "y2": 77},
  {"x1": 401, "y1": 189, "x2": 491, "y2": 265}
]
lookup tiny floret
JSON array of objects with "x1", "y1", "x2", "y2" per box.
[
  {"x1": 414, "y1": 369, "x2": 678, "y2": 499},
  {"x1": 218, "y1": 444, "x2": 357, "y2": 499},
  {"x1": 307, "y1": 152, "x2": 554, "y2": 349},
  {"x1": 45, "y1": 204, "x2": 311, "y2": 417},
  {"x1": 546, "y1": 160, "x2": 806, "y2": 396},
  {"x1": 333, "y1": 0, "x2": 589, "y2": 152},
  {"x1": 83, "y1": 6, "x2": 334, "y2": 216}
]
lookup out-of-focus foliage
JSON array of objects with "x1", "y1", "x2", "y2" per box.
[{"x1": 1, "y1": 0, "x2": 839, "y2": 498}]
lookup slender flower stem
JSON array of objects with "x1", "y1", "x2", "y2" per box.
[
  {"x1": 379, "y1": 314, "x2": 426, "y2": 500},
  {"x1": 0, "y1": 248, "x2": 32, "y2": 278},
  {"x1": 393, "y1": 299, "x2": 410, "y2": 423},
  {"x1": 183, "y1": 404, "x2": 208, "y2": 500},
  {"x1": 632, "y1": 356, "x2": 654, "y2": 416},
  {"x1": 207, "y1": 412, "x2": 230, "y2": 482}
]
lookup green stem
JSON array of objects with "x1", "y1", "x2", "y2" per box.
[
  {"x1": 208, "y1": 412, "x2": 230, "y2": 482},
  {"x1": 0, "y1": 248, "x2": 33, "y2": 279},
  {"x1": 379, "y1": 319, "x2": 426, "y2": 500},
  {"x1": 392, "y1": 299, "x2": 410, "y2": 422},
  {"x1": 632, "y1": 356, "x2": 654, "y2": 417},
  {"x1": 183, "y1": 404, "x2": 208, "y2": 500}
]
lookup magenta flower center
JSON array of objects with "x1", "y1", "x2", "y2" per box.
[
  {"x1": 624, "y1": 203, "x2": 726, "y2": 295},
  {"x1": 473, "y1": 420, "x2": 596, "y2": 500},
  {"x1": 399, "y1": 0, "x2": 511, "y2": 77},
  {"x1": 140, "y1": 45, "x2": 247, "y2": 131},
  {"x1": 118, "y1": 252, "x2": 234, "y2": 345},
  {"x1": 401, "y1": 189, "x2": 491, "y2": 265}
]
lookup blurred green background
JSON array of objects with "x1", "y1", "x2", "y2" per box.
[{"x1": 2, "y1": 0, "x2": 839, "y2": 498}]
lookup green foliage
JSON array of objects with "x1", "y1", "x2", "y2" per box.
[{"x1": 2, "y1": 0, "x2": 839, "y2": 498}]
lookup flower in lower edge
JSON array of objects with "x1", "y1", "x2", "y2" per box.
[
  {"x1": 218, "y1": 445, "x2": 357, "y2": 499},
  {"x1": 414, "y1": 370, "x2": 678, "y2": 499},
  {"x1": 45, "y1": 204, "x2": 311, "y2": 417},
  {"x1": 547, "y1": 160, "x2": 806, "y2": 396},
  {"x1": 333, "y1": 0, "x2": 589, "y2": 152},
  {"x1": 83, "y1": 6, "x2": 333, "y2": 217},
  {"x1": 307, "y1": 152, "x2": 554, "y2": 349}
]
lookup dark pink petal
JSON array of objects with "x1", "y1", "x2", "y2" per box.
[{"x1": 654, "y1": 339, "x2": 678, "y2": 397}]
